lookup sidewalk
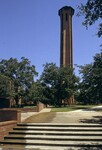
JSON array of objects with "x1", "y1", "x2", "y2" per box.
[
  {"x1": 50, "y1": 105, "x2": 102, "y2": 124},
  {"x1": 21, "y1": 108, "x2": 51, "y2": 122},
  {"x1": 22, "y1": 106, "x2": 102, "y2": 124}
]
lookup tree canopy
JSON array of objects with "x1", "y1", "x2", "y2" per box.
[
  {"x1": 0, "y1": 74, "x2": 14, "y2": 98},
  {"x1": 77, "y1": 52, "x2": 102, "y2": 104},
  {"x1": 0, "y1": 57, "x2": 38, "y2": 106},
  {"x1": 0, "y1": 54, "x2": 102, "y2": 106},
  {"x1": 78, "y1": 0, "x2": 102, "y2": 37},
  {"x1": 40, "y1": 63, "x2": 78, "y2": 106}
]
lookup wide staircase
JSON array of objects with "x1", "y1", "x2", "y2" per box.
[{"x1": 0, "y1": 123, "x2": 102, "y2": 150}]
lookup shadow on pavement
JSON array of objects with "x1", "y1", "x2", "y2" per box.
[
  {"x1": 80, "y1": 116, "x2": 102, "y2": 124},
  {"x1": 78, "y1": 147, "x2": 102, "y2": 150},
  {"x1": 65, "y1": 146, "x2": 102, "y2": 150}
]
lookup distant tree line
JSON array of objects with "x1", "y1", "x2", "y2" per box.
[
  {"x1": 0, "y1": 51, "x2": 102, "y2": 106},
  {"x1": 0, "y1": 57, "x2": 79, "y2": 107}
]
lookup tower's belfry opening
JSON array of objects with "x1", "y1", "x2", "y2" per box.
[{"x1": 58, "y1": 6, "x2": 74, "y2": 68}]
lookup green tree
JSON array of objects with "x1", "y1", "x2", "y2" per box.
[
  {"x1": 0, "y1": 75, "x2": 14, "y2": 98},
  {"x1": 0, "y1": 57, "x2": 38, "y2": 106},
  {"x1": 26, "y1": 81, "x2": 45, "y2": 104},
  {"x1": 77, "y1": 52, "x2": 102, "y2": 104},
  {"x1": 40, "y1": 63, "x2": 78, "y2": 106},
  {"x1": 40, "y1": 63, "x2": 59, "y2": 105},
  {"x1": 78, "y1": 0, "x2": 102, "y2": 37}
]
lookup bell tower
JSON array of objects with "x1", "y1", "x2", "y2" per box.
[{"x1": 58, "y1": 6, "x2": 74, "y2": 67}]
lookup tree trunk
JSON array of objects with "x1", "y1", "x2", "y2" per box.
[{"x1": 15, "y1": 95, "x2": 19, "y2": 106}]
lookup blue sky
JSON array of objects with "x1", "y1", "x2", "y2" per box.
[{"x1": 0, "y1": 0, "x2": 101, "y2": 78}]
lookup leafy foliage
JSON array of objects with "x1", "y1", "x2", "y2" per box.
[
  {"x1": 0, "y1": 75, "x2": 14, "y2": 98},
  {"x1": 77, "y1": 0, "x2": 102, "y2": 37},
  {"x1": 77, "y1": 52, "x2": 102, "y2": 104},
  {"x1": 40, "y1": 63, "x2": 78, "y2": 106},
  {"x1": 26, "y1": 81, "x2": 45, "y2": 103},
  {"x1": 0, "y1": 57, "x2": 38, "y2": 106}
]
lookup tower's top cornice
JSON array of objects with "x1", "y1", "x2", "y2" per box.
[{"x1": 58, "y1": 6, "x2": 75, "y2": 16}]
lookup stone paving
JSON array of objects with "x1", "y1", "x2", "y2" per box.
[
  {"x1": 22, "y1": 106, "x2": 102, "y2": 124},
  {"x1": 21, "y1": 108, "x2": 51, "y2": 122},
  {"x1": 50, "y1": 110, "x2": 102, "y2": 124}
]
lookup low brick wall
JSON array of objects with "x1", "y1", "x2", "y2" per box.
[
  {"x1": 36, "y1": 102, "x2": 45, "y2": 112},
  {"x1": 0, "y1": 102, "x2": 45, "y2": 141},
  {"x1": 0, "y1": 102, "x2": 45, "y2": 113},
  {"x1": 0, "y1": 107, "x2": 37, "y2": 113},
  {"x1": 19, "y1": 107, "x2": 37, "y2": 112},
  {"x1": 0, "y1": 110, "x2": 21, "y2": 123},
  {"x1": 0, "y1": 110, "x2": 21, "y2": 141},
  {"x1": 0, "y1": 120, "x2": 17, "y2": 140}
]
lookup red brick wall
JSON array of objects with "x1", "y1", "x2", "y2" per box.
[
  {"x1": 0, "y1": 110, "x2": 21, "y2": 140},
  {"x1": 0, "y1": 103, "x2": 45, "y2": 141},
  {"x1": 0, "y1": 121, "x2": 17, "y2": 140},
  {"x1": 0, "y1": 107, "x2": 37, "y2": 113},
  {"x1": 0, "y1": 103, "x2": 45, "y2": 113},
  {"x1": 18, "y1": 107, "x2": 37, "y2": 112},
  {"x1": 36, "y1": 102, "x2": 45, "y2": 112},
  {"x1": 0, "y1": 110, "x2": 21, "y2": 123}
]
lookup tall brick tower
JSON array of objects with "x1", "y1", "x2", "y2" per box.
[{"x1": 58, "y1": 6, "x2": 74, "y2": 67}]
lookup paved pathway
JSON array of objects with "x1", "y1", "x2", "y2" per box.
[
  {"x1": 22, "y1": 106, "x2": 102, "y2": 124},
  {"x1": 51, "y1": 106, "x2": 102, "y2": 124},
  {"x1": 51, "y1": 110, "x2": 102, "y2": 124},
  {"x1": 21, "y1": 108, "x2": 51, "y2": 122}
]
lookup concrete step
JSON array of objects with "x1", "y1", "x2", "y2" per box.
[
  {"x1": 17, "y1": 123, "x2": 102, "y2": 127},
  {"x1": 0, "y1": 123, "x2": 102, "y2": 149},
  {"x1": 1, "y1": 139, "x2": 102, "y2": 146},
  {"x1": 9, "y1": 129, "x2": 102, "y2": 136},
  {"x1": 5, "y1": 134, "x2": 102, "y2": 141},
  {"x1": 1, "y1": 144, "x2": 102, "y2": 150},
  {"x1": 13, "y1": 126, "x2": 102, "y2": 131}
]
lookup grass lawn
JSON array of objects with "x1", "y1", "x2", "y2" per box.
[
  {"x1": 51, "y1": 105, "x2": 98, "y2": 112},
  {"x1": 23, "y1": 106, "x2": 36, "y2": 108}
]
